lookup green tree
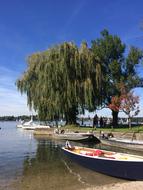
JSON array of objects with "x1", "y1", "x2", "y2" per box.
[
  {"x1": 91, "y1": 30, "x2": 143, "y2": 127},
  {"x1": 16, "y1": 30, "x2": 143, "y2": 126},
  {"x1": 17, "y1": 42, "x2": 80, "y2": 124}
]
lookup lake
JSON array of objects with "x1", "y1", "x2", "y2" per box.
[{"x1": 0, "y1": 121, "x2": 134, "y2": 190}]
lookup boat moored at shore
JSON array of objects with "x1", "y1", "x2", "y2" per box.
[
  {"x1": 62, "y1": 145, "x2": 143, "y2": 180},
  {"x1": 53, "y1": 132, "x2": 100, "y2": 143},
  {"x1": 100, "y1": 137, "x2": 143, "y2": 152}
]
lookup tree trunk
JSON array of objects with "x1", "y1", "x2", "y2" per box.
[
  {"x1": 128, "y1": 117, "x2": 132, "y2": 129},
  {"x1": 65, "y1": 105, "x2": 77, "y2": 125},
  {"x1": 112, "y1": 110, "x2": 119, "y2": 128}
]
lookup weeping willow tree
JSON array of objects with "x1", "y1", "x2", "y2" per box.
[{"x1": 16, "y1": 42, "x2": 100, "y2": 124}]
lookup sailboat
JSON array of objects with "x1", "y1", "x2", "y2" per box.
[{"x1": 16, "y1": 116, "x2": 50, "y2": 130}]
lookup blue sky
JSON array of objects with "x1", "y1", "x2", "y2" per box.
[{"x1": 0, "y1": 0, "x2": 143, "y2": 117}]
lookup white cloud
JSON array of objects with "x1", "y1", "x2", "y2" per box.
[{"x1": 0, "y1": 66, "x2": 33, "y2": 116}]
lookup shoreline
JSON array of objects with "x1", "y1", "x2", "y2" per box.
[
  {"x1": 83, "y1": 181, "x2": 143, "y2": 190},
  {"x1": 33, "y1": 128, "x2": 143, "y2": 141}
]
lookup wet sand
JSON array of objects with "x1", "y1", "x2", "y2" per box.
[
  {"x1": 84, "y1": 181, "x2": 143, "y2": 190},
  {"x1": 5, "y1": 160, "x2": 127, "y2": 190},
  {"x1": 6, "y1": 179, "x2": 143, "y2": 190}
]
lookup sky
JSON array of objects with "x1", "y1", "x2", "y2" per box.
[{"x1": 0, "y1": 0, "x2": 143, "y2": 117}]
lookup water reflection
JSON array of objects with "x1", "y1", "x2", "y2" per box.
[
  {"x1": 0, "y1": 122, "x2": 136, "y2": 190},
  {"x1": 17, "y1": 140, "x2": 86, "y2": 190},
  {"x1": 16, "y1": 137, "x2": 126, "y2": 190}
]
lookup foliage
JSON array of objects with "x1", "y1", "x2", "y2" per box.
[
  {"x1": 109, "y1": 85, "x2": 140, "y2": 128},
  {"x1": 16, "y1": 42, "x2": 99, "y2": 123},
  {"x1": 16, "y1": 30, "x2": 143, "y2": 124},
  {"x1": 91, "y1": 30, "x2": 143, "y2": 127},
  {"x1": 108, "y1": 96, "x2": 121, "y2": 112},
  {"x1": 120, "y1": 92, "x2": 140, "y2": 125}
]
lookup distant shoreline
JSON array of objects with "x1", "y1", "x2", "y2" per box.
[{"x1": 0, "y1": 115, "x2": 37, "y2": 122}]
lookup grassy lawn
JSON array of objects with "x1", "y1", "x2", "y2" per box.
[{"x1": 62, "y1": 124, "x2": 143, "y2": 133}]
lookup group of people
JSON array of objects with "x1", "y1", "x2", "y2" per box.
[{"x1": 93, "y1": 114, "x2": 106, "y2": 129}]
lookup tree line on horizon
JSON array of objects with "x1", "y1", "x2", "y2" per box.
[
  {"x1": 0, "y1": 115, "x2": 38, "y2": 121},
  {"x1": 16, "y1": 29, "x2": 143, "y2": 127}
]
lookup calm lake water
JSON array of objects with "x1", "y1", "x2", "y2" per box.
[{"x1": 1, "y1": 121, "x2": 141, "y2": 190}]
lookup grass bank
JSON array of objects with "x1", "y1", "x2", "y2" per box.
[{"x1": 63, "y1": 124, "x2": 143, "y2": 133}]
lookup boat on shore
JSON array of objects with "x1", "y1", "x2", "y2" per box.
[
  {"x1": 53, "y1": 132, "x2": 100, "y2": 143},
  {"x1": 62, "y1": 144, "x2": 143, "y2": 180},
  {"x1": 100, "y1": 137, "x2": 143, "y2": 152}
]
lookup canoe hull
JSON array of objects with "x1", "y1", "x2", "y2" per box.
[
  {"x1": 101, "y1": 138, "x2": 143, "y2": 152},
  {"x1": 53, "y1": 133, "x2": 100, "y2": 143},
  {"x1": 62, "y1": 148, "x2": 143, "y2": 180}
]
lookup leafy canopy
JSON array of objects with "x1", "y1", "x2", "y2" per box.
[{"x1": 16, "y1": 30, "x2": 143, "y2": 123}]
